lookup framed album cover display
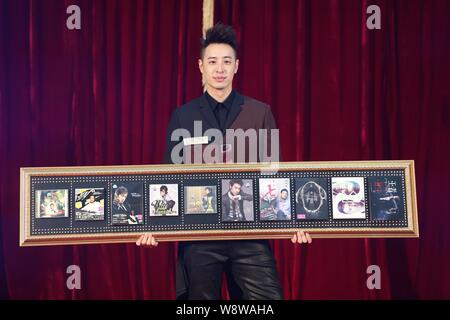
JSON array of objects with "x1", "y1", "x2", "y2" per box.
[{"x1": 20, "y1": 160, "x2": 419, "y2": 246}]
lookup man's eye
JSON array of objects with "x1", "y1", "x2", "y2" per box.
[
  {"x1": 209, "y1": 61, "x2": 216, "y2": 64},
  {"x1": 224, "y1": 60, "x2": 231, "y2": 64}
]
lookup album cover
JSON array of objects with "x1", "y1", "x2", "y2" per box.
[
  {"x1": 184, "y1": 186, "x2": 217, "y2": 214},
  {"x1": 259, "y1": 178, "x2": 291, "y2": 221},
  {"x1": 111, "y1": 182, "x2": 144, "y2": 225},
  {"x1": 295, "y1": 178, "x2": 329, "y2": 220},
  {"x1": 35, "y1": 189, "x2": 69, "y2": 218},
  {"x1": 221, "y1": 179, "x2": 254, "y2": 222},
  {"x1": 149, "y1": 184, "x2": 179, "y2": 216},
  {"x1": 74, "y1": 188, "x2": 105, "y2": 221},
  {"x1": 368, "y1": 176, "x2": 405, "y2": 221},
  {"x1": 332, "y1": 177, "x2": 366, "y2": 219}
]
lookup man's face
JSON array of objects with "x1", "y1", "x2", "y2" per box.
[
  {"x1": 89, "y1": 195, "x2": 95, "y2": 203},
  {"x1": 230, "y1": 183, "x2": 241, "y2": 196},
  {"x1": 160, "y1": 190, "x2": 167, "y2": 197},
  {"x1": 281, "y1": 190, "x2": 288, "y2": 200},
  {"x1": 199, "y1": 43, "x2": 239, "y2": 92},
  {"x1": 117, "y1": 193, "x2": 127, "y2": 204}
]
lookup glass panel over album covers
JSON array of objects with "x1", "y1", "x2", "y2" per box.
[
  {"x1": 184, "y1": 186, "x2": 217, "y2": 214},
  {"x1": 221, "y1": 179, "x2": 254, "y2": 222},
  {"x1": 35, "y1": 189, "x2": 69, "y2": 218},
  {"x1": 368, "y1": 176, "x2": 405, "y2": 221},
  {"x1": 74, "y1": 188, "x2": 105, "y2": 221},
  {"x1": 149, "y1": 184, "x2": 179, "y2": 216},
  {"x1": 259, "y1": 178, "x2": 291, "y2": 221},
  {"x1": 332, "y1": 177, "x2": 366, "y2": 219},
  {"x1": 111, "y1": 182, "x2": 144, "y2": 225},
  {"x1": 21, "y1": 161, "x2": 418, "y2": 246},
  {"x1": 295, "y1": 178, "x2": 329, "y2": 220}
]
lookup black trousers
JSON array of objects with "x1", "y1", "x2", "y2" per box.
[{"x1": 181, "y1": 240, "x2": 283, "y2": 300}]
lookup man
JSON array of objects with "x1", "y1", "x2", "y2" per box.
[
  {"x1": 112, "y1": 186, "x2": 139, "y2": 224},
  {"x1": 112, "y1": 186, "x2": 131, "y2": 212},
  {"x1": 82, "y1": 194, "x2": 103, "y2": 213},
  {"x1": 137, "y1": 23, "x2": 312, "y2": 299},
  {"x1": 222, "y1": 179, "x2": 253, "y2": 222},
  {"x1": 159, "y1": 185, "x2": 176, "y2": 212},
  {"x1": 202, "y1": 187, "x2": 216, "y2": 213},
  {"x1": 277, "y1": 189, "x2": 291, "y2": 220}
]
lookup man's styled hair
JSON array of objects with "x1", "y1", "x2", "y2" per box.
[
  {"x1": 115, "y1": 186, "x2": 128, "y2": 197},
  {"x1": 201, "y1": 23, "x2": 238, "y2": 58},
  {"x1": 229, "y1": 179, "x2": 243, "y2": 187},
  {"x1": 160, "y1": 185, "x2": 168, "y2": 194}
]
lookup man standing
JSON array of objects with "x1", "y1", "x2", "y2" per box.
[
  {"x1": 137, "y1": 23, "x2": 312, "y2": 299},
  {"x1": 222, "y1": 179, "x2": 253, "y2": 222}
]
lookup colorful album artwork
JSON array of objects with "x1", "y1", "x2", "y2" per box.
[
  {"x1": 74, "y1": 188, "x2": 105, "y2": 221},
  {"x1": 35, "y1": 189, "x2": 69, "y2": 218},
  {"x1": 368, "y1": 176, "x2": 405, "y2": 221},
  {"x1": 185, "y1": 186, "x2": 217, "y2": 214},
  {"x1": 295, "y1": 178, "x2": 329, "y2": 220},
  {"x1": 259, "y1": 178, "x2": 291, "y2": 221},
  {"x1": 149, "y1": 184, "x2": 179, "y2": 216},
  {"x1": 111, "y1": 182, "x2": 144, "y2": 225},
  {"x1": 221, "y1": 179, "x2": 254, "y2": 222},
  {"x1": 332, "y1": 177, "x2": 366, "y2": 219}
]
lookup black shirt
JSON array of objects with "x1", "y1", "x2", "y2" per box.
[{"x1": 205, "y1": 90, "x2": 236, "y2": 131}]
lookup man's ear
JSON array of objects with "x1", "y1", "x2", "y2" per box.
[
  {"x1": 234, "y1": 59, "x2": 239, "y2": 74},
  {"x1": 198, "y1": 59, "x2": 204, "y2": 74}
]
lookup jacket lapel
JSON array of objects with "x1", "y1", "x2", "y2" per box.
[
  {"x1": 224, "y1": 91, "x2": 244, "y2": 130},
  {"x1": 197, "y1": 91, "x2": 244, "y2": 131},
  {"x1": 198, "y1": 94, "x2": 220, "y2": 129}
]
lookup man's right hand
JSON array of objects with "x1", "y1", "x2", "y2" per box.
[{"x1": 136, "y1": 232, "x2": 158, "y2": 248}]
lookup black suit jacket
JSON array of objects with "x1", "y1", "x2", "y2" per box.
[
  {"x1": 164, "y1": 91, "x2": 280, "y2": 299},
  {"x1": 163, "y1": 91, "x2": 280, "y2": 164},
  {"x1": 221, "y1": 191, "x2": 253, "y2": 222}
]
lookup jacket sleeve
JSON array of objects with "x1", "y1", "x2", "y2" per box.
[
  {"x1": 262, "y1": 105, "x2": 283, "y2": 162},
  {"x1": 163, "y1": 108, "x2": 182, "y2": 164},
  {"x1": 239, "y1": 191, "x2": 254, "y2": 202}
]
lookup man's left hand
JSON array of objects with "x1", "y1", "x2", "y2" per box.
[{"x1": 291, "y1": 231, "x2": 312, "y2": 244}]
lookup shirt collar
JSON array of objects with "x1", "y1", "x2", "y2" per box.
[{"x1": 205, "y1": 89, "x2": 236, "y2": 111}]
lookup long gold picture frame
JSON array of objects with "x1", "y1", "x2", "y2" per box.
[{"x1": 20, "y1": 160, "x2": 419, "y2": 246}]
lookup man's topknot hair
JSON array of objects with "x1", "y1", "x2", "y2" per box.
[{"x1": 201, "y1": 23, "x2": 238, "y2": 58}]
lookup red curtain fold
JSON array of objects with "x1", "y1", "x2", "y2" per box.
[
  {"x1": 215, "y1": 0, "x2": 450, "y2": 299},
  {"x1": 0, "y1": 0, "x2": 203, "y2": 299},
  {"x1": 1, "y1": 0, "x2": 450, "y2": 299}
]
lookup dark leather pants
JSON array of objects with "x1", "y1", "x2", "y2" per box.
[{"x1": 181, "y1": 240, "x2": 283, "y2": 300}]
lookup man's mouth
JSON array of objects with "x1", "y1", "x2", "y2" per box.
[{"x1": 213, "y1": 77, "x2": 226, "y2": 82}]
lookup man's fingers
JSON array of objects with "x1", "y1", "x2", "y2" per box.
[
  {"x1": 291, "y1": 233, "x2": 297, "y2": 243},
  {"x1": 136, "y1": 234, "x2": 144, "y2": 246},
  {"x1": 146, "y1": 234, "x2": 153, "y2": 246},
  {"x1": 297, "y1": 231, "x2": 304, "y2": 243},
  {"x1": 291, "y1": 231, "x2": 312, "y2": 244}
]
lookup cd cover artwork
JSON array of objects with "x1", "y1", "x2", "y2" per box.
[
  {"x1": 259, "y1": 178, "x2": 291, "y2": 221},
  {"x1": 111, "y1": 182, "x2": 144, "y2": 225},
  {"x1": 35, "y1": 189, "x2": 69, "y2": 218},
  {"x1": 295, "y1": 178, "x2": 329, "y2": 220},
  {"x1": 221, "y1": 179, "x2": 254, "y2": 222},
  {"x1": 332, "y1": 177, "x2": 366, "y2": 219},
  {"x1": 74, "y1": 188, "x2": 105, "y2": 221},
  {"x1": 185, "y1": 186, "x2": 217, "y2": 214},
  {"x1": 149, "y1": 184, "x2": 179, "y2": 216},
  {"x1": 368, "y1": 176, "x2": 405, "y2": 221}
]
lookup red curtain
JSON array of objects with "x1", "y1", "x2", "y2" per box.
[
  {"x1": 1, "y1": 0, "x2": 450, "y2": 299},
  {"x1": 0, "y1": 0, "x2": 203, "y2": 299}
]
